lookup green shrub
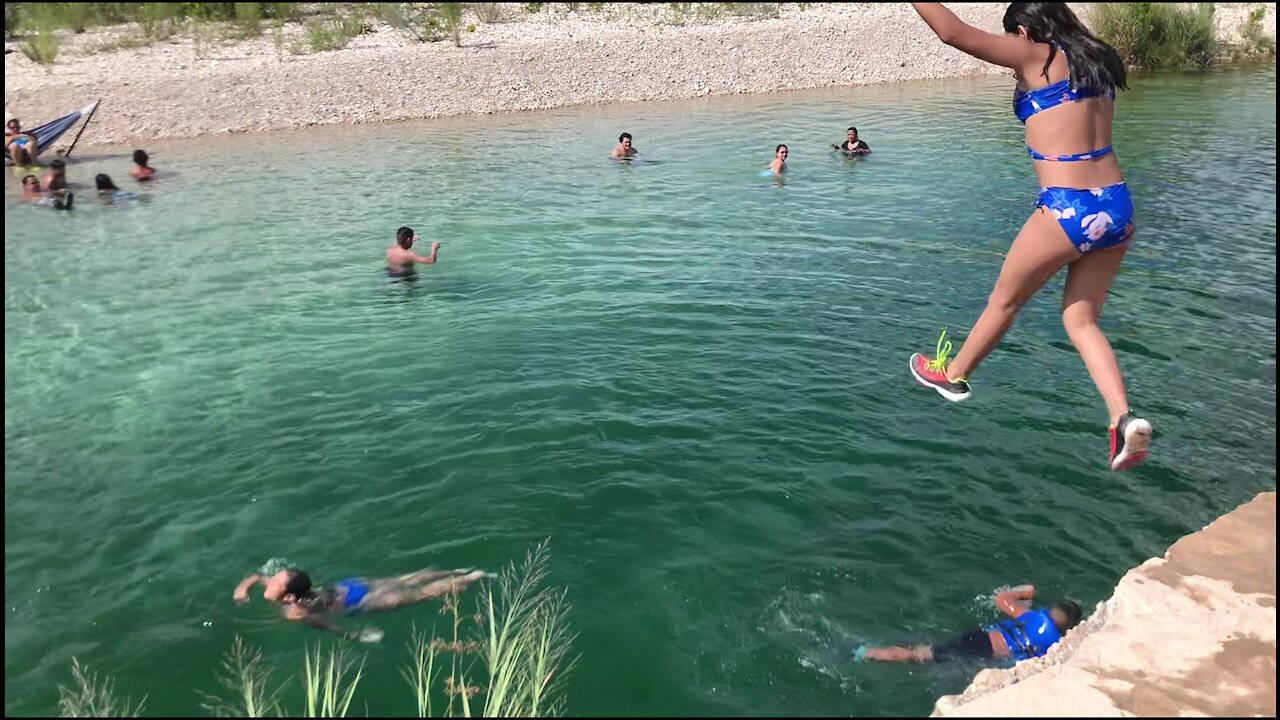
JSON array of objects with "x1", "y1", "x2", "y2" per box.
[
  {"x1": 441, "y1": 2, "x2": 462, "y2": 46},
  {"x1": 1092, "y1": 2, "x2": 1218, "y2": 70},
  {"x1": 17, "y1": 3, "x2": 60, "y2": 72},
  {"x1": 1236, "y1": 6, "x2": 1276, "y2": 59},
  {"x1": 474, "y1": 2, "x2": 504, "y2": 24},
  {"x1": 522, "y1": 3, "x2": 544, "y2": 13},
  {"x1": 302, "y1": 13, "x2": 370, "y2": 53}
]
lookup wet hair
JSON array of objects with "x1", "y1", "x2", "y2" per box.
[
  {"x1": 22, "y1": 174, "x2": 39, "y2": 188},
  {"x1": 775, "y1": 144, "x2": 788, "y2": 154},
  {"x1": 619, "y1": 132, "x2": 632, "y2": 143},
  {"x1": 51, "y1": 159, "x2": 66, "y2": 171},
  {"x1": 1003, "y1": 2, "x2": 1127, "y2": 93},
  {"x1": 847, "y1": 126, "x2": 858, "y2": 135},
  {"x1": 1052, "y1": 601, "x2": 1083, "y2": 630},
  {"x1": 284, "y1": 569, "x2": 314, "y2": 599},
  {"x1": 396, "y1": 226, "x2": 415, "y2": 249},
  {"x1": 133, "y1": 149, "x2": 150, "y2": 167},
  {"x1": 95, "y1": 173, "x2": 119, "y2": 191},
  {"x1": 16, "y1": 148, "x2": 32, "y2": 166}
]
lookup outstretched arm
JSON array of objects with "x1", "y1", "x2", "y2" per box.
[
  {"x1": 413, "y1": 241, "x2": 440, "y2": 264},
  {"x1": 995, "y1": 584, "x2": 1035, "y2": 618},
  {"x1": 911, "y1": 3, "x2": 1037, "y2": 70},
  {"x1": 233, "y1": 574, "x2": 264, "y2": 603}
]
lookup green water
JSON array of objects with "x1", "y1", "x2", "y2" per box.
[{"x1": 5, "y1": 66, "x2": 1276, "y2": 717}]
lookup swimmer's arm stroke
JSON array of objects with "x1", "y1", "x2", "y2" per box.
[
  {"x1": 910, "y1": 3, "x2": 1038, "y2": 70},
  {"x1": 233, "y1": 574, "x2": 264, "y2": 603},
  {"x1": 994, "y1": 583, "x2": 1035, "y2": 618}
]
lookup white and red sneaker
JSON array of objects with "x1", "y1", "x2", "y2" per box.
[
  {"x1": 909, "y1": 329, "x2": 971, "y2": 402},
  {"x1": 1108, "y1": 413, "x2": 1152, "y2": 471}
]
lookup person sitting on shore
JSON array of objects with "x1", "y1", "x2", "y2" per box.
[
  {"x1": 11, "y1": 147, "x2": 37, "y2": 174},
  {"x1": 130, "y1": 149, "x2": 155, "y2": 181},
  {"x1": 233, "y1": 566, "x2": 489, "y2": 639},
  {"x1": 6, "y1": 117, "x2": 39, "y2": 166},
  {"x1": 611, "y1": 132, "x2": 638, "y2": 159},
  {"x1": 769, "y1": 144, "x2": 788, "y2": 175},
  {"x1": 386, "y1": 226, "x2": 441, "y2": 276},
  {"x1": 833, "y1": 126, "x2": 871, "y2": 155},
  {"x1": 42, "y1": 158, "x2": 68, "y2": 195},
  {"x1": 852, "y1": 585, "x2": 1082, "y2": 665}
]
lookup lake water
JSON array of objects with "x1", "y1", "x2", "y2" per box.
[{"x1": 4, "y1": 65, "x2": 1276, "y2": 717}]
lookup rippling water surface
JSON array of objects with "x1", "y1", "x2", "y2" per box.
[{"x1": 5, "y1": 66, "x2": 1276, "y2": 716}]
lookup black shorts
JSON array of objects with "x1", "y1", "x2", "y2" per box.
[{"x1": 933, "y1": 631, "x2": 995, "y2": 662}]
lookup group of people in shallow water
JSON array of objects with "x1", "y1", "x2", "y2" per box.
[
  {"x1": 606, "y1": 127, "x2": 872, "y2": 176},
  {"x1": 222, "y1": 2, "x2": 1155, "y2": 670},
  {"x1": 8, "y1": 114, "x2": 155, "y2": 210}
]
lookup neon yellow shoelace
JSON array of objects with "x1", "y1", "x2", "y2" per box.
[{"x1": 925, "y1": 328, "x2": 952, "y2": 373}]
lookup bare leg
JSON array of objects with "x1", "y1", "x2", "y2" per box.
[
  {"x1": 410, "y1": 570, "x2": 488, "y2": 602},
  {"x1": 946, "y1": 208, "x2": 1080, "y2": 381},
  {"x1": 396, "y1": 568, "x2": 474, "y2": 585},
  {"x1": 862, "y1": 645, "x2": 935, "y2": 663},
  {"x1": 1062, "y1": 243, "x2": 1131, "y2": 424}
]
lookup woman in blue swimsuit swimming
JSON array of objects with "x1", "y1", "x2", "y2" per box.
[
  {"x1": 906, "y1": 3, "x2": 1152, "y2": 472},
  {"x1": 234, "y1": 566, "x2": 489, "y2": 639}
]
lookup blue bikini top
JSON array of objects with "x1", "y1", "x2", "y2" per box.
[{"x1": 1013, "y1": 43, "x2": 1115, "y2": 162}]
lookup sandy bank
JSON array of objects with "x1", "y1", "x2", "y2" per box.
[
  {"x1": 7, "y1": 2, "x2": 1016, "y2": 147},
  {"x1": 933, "y1": 491, "x2": 1277, "y2": 717}
]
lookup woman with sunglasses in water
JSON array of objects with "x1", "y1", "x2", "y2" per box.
[{"x1": 905, "y1": 3, "x2": 1152, "y2": 471}]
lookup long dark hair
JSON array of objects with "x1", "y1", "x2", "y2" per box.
[{"x1": 1003, "y1": 3, "x2": 1127, "y2": 93}]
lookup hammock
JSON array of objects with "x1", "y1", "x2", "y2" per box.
[{"x1": 5, "y1": 100, "x2": 99, "y2": 164}]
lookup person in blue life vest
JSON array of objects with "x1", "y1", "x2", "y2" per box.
[{"x1": 853, "y1": 584, "x2": 1082, "y2": 664}]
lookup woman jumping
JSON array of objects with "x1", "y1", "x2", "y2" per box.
[{"x1": 906, "y1": 3, "x2": 1152, "y2": 471}]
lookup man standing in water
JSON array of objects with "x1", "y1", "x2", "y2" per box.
[
  {"x1": 386, "y1": 226, "x2": 440, "y2": 277},
  {"x1": 611, "y1": 132, "x2": 638, "y2": 159}
]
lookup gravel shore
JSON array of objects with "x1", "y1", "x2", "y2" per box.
[{"x1": 3, "y1": 3, "x2": 1275, "y2": 147}]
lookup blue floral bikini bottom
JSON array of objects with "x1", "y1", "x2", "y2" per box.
[{"x1": 1035, "y1": 182, "x2": 1135, "y2": 254}]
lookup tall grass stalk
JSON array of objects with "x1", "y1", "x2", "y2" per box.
[
  {"x1": 481, "y1": 540, "x2": 578, "y2": 718},
  {"x1": 402, "y1": 625, "x2": 440, "y2": 718},
  {"x1": 56, "y1": 658, "x2": 146, "y2": 718},
  {"x1": 441, "y1": 2, "x2": 463, "y2": 47},
  {"x1": 474, "y1": 3, "x2": 504, "y2": 24},
  {"x1": 201, "y1": 635, "x2": 281, "y2": 718},
  {"x1": 302, "y1": 641, "x2": 365, "y2": 718}
]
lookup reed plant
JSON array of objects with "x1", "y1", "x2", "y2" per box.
[
  {"x1": 57, "y1": 659, "x2": 146, "y2": 718},
  {"x1": 1092, "y1": 2, "x2": 1218, "y2": 70},
  {"x1": 17, "y1": 3, "x2": 60, "y2": 72}
]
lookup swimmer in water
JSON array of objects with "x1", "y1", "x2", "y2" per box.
[
  {"x1": 233, "y1": 567, "x2": 489, "y2": 639},
  {"x1": 42, "y1": 158, "x2": 68, "y2": 195},
  {"x1": 833, "y1": 126, "x2": 871, "y2": 155},
  {"x1": 386, "y1": 226, "x2": 441, "y2": 275},
  {"x1": 853, "y1": 585, "x2": 1082, "y2": 664},
  {"x1": 769, "y1": 144, "x2": 788, "y2": 175},
  {"x1": 130, "y1": 149, "x2": 154, "y2": 181},
  {"x1": 22, "y1": 173, "x2": 73, "y2": 210},
  {"x1": 611, "y1": 132, "x2": 638, "y2": 159},
  {"x1": 20, "y1": 174, "x2": 42, "y2": 200},
  {"x1": 905, "y1": 2, "x2": 1152, "y2": 471}
]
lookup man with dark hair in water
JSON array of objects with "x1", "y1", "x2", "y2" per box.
[
  {"x1": 130, "y1": 149, "x2": 155, "y2": 181},
  {"x1": 42, "y1": 158, "x2": 68, "y2": 194},
  {"x1": 611, "y1": 132, "x2": 638, "y2": 159},
  {"x1": 233, "y1": 566, "x2": 488, "y2": 640},
  {"x1": 853, "y1": 584, "x2": 1082, "y2": 664},
  {"x1": 385, "y1": 226, "x2": 441, "y2": 276}
]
